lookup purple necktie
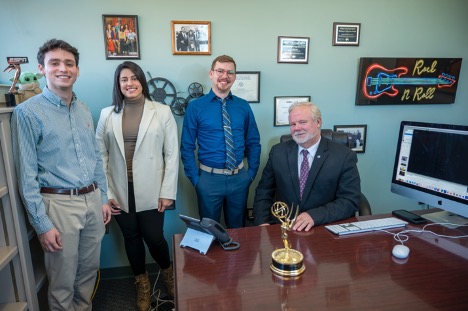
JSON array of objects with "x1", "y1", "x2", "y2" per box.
[{"x1": 300, "y1": 149, "x2": 309, "y2": 199}]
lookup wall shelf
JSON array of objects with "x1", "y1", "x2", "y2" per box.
[
  {"x1": 0, "y1": 246, "x2": 18, "y2": 270},
  {"x1": 0, "y1": 108, "x2": 40, "y2": 310},
  {"x1": 0, "y1": 302, "x2": 28, "y2": 311}
]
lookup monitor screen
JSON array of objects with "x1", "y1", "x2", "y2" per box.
[{"x1": 390, "y1": 121, "x2": 468, "y2": 224}]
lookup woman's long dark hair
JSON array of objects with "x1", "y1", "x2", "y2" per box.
[{"x1": 112, "y1": 61, "x2": 152, "y2": 113}]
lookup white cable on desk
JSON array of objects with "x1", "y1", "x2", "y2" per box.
[{"x1": 378, "y1": 222, "x2": 468, "y2": 245}]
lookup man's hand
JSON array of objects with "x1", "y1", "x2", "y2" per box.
[
  {"x1": 158, "y1": 198, "x2": 173, "y2": 212},
  {"x1": 38, "y1": 228, "x2": 62, "y2": 253},
  {"x1": 108, "y1": 198, "x2": 121, "y2": 215},
  {"x1": 292, "y1": 212, "x2": 314, "y2": 232},
  {"x1": 102, "y1": 203, "x2": 111, "y2": 225}
]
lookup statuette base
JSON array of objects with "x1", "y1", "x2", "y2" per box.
[{"x1": 270, "y1": 248, "x2": 305, "y2": 277}]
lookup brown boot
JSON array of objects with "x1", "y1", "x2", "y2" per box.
[
  {"x1": 161, "y1": 265, "x2": 175, "y2": 298},
  {"x1": 135, "y1": 272, "x2": 151, "y2": 311}
]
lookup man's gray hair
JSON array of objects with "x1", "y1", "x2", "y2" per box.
[{"x1": 288, "y1": 102, "x2": 322, "y2": 121}]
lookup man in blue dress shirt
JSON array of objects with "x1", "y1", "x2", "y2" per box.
[
  {"x1": 11, "y1": 39, "x2": 111, "y2": 310},
  {"x1": 181, "y1": 55, "x2": 261, "y2": 228}
]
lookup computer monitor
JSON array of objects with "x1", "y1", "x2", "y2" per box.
[{"x1": 390, "y1": 121, "x2": 468, "y2": 227}]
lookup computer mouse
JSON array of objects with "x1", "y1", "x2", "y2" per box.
[{"x1": 392, "y1": 244, "x2": 410, "y2": 259}]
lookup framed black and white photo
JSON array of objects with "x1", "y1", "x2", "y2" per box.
[
  {"x1": 274, "y1": 96, "x2": 311, "y2": 126},
  {"x1": 277, "y1": 36, "x2": 310, "y2": 64},
  {"x1": 231, "y1": 71, "x2": 260, "y2": 103},
  {"x1": 332, "y1": 22, "x2": 361, "y2": 46},
  {"x1": 171, "y1": 20, "x2": 211, "y2": 55},
  {"x1": 102, "y1": 15, "x2": 140, "y2": 59},
  {"x1": 333, "y1": 124, "x2": 367, "y2": 153}
]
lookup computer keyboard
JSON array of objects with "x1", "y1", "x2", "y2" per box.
[{"x1": 325, "y1": 217, "x2": 408, "y2": 235}]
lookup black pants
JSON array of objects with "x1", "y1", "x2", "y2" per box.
[{"x1": 114, "y1": 182, "x2": 171, "y2": 276}]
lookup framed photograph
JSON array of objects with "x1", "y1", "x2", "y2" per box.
[
  {"x1": 231, "y1": 71, "x2": 260, "y2": 103},
  {"x1": 333, "y1": 124, "x2": 367, "y2": 153},
  {"x1": 332, "y1": 22, "x2": 361, "y2": 46},
  {"x1": 171, "y1": 20, "x2": 211, "y2": 55},
  {"x1": 277, "y1": 36, "x2": 310, "y2": 64},
  {"x1": 274, "y1": 96, "x2": 311, "y2": 126},
  {"x1": 102, "y1": 15, "x2": 140, "y2": 59}
]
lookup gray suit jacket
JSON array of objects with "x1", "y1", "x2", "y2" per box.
[{"x1": 253, "y1": 137, "x2": 360, "y2": 226}]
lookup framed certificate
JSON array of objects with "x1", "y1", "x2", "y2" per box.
[
  {"x1": 231, "y1": 71, "x2": 260, "y2": 103},
  {"x1": 277, "y1": 36, "x2": 310, "y2": 64},
  {"x1": 332, "y1": 22, "x2": 361, "y2": 46},
  {"x1": 274, "y1": 96, "x2": 311, "y2": 126}
]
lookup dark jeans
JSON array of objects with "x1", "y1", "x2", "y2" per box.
[{"x1": 114, "y1": 182, "x2": 170, "y2": 276}]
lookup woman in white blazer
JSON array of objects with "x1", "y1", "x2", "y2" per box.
[{"x1": 96, "y1": 61, "x2": 178, "y2": 310}]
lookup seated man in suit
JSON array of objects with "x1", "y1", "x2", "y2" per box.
[{"x1": 253, "y1": 102, "x2": 361, "y2": 231}]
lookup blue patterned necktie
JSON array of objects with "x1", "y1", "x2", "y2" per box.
[
  {"x1": 300, "y1": 149, "x2": 309, "y2": 199},
  {"x1": 222, "y1": 98, "x2": 236, "y2": 170}
]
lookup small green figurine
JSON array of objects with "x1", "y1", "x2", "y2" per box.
[{"x1": 11, "y1": 71, "x2": 43, "y2": 103}]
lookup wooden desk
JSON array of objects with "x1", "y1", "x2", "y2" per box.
[{"x1": 173, "y1": 213, "x2": 468, "y2": 311}]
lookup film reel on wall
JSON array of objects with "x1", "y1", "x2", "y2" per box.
[
  {"x1": 147, "y1": 72, "x2": 177, "y2": 106},
  {"x1": 184, "y1": 82, "x2": 205, "y2": 110},
  {"x1": 173, "y1": 82, "x2": 205, "y2": 116},
  {"x1": 170, "y1": 97, "x2": 188, "y2": 116},
  {"x1": 188, "y1": 82, "x2": 204, "y2": 98},
  {"x1": 146, "y1": 72, "x2": 205, "y2": 116}
]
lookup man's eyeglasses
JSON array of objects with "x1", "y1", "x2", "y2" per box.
[{"x1": 212, "y1": 69, "x2": 236, "y2": 76}]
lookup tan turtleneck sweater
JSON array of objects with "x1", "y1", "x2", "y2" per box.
[{"x1": 122, "y1": 95, "x2": 145, "y2": 182}]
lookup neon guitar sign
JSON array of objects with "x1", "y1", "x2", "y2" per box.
[{"x1": 363, "y1": 64, "x2": 456, "y2": 99}]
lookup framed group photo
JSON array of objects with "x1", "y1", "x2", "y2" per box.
[
  {"x1": 102, "y1": 15, "x2": 140, "y2": 59},
  {"x1": 333, "y1": 124, "x2": 367, "y2": 153},
  {"x1": 277, "y1": 36, "x2": 310, "y2": 64},
  {"x1": 171, "y1": 20, "x2": 211, "y2": 55},
  {"x1": 274, "y1": 96, "x2": 311, "y2": 126},
  {"x1": 231, "y1": 71, "x2": 260, "y2": 103}
]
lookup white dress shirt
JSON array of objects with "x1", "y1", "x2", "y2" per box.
[{"x1": 297, "y1": 137, "x2": 321, "y2": 176}]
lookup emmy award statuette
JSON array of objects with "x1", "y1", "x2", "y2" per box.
[{"x1": 270, "y1": 202, "x2": 305, "y2": 277}]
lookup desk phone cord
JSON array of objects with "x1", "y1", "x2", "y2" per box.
[{"x1": 220, "y1": 238, "x2": 240, "y2": 251}]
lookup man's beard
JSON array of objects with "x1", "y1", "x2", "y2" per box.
[{"x1": 292, "y1": 131, "x2": 315, "y2": 145}]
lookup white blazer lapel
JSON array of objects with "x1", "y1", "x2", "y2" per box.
[
  {"x1": 112, "y1": 109, "x2": 126, "y2": 158},
  {"x1": 134, "y1": 101, "x2": 155, "y2": 154}
]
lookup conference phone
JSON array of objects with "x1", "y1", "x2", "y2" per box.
[{"x1": 179, "y1": 214, "x2": 240, "y2": 254}]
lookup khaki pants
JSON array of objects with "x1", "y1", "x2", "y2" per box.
[{"x1": 42, "y1": 190, "x2": 105, "y2": 311}]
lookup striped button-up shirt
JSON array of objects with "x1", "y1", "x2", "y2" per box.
[{"x1": 11, "y1": 87, "x2": 108, "y2": 234}]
